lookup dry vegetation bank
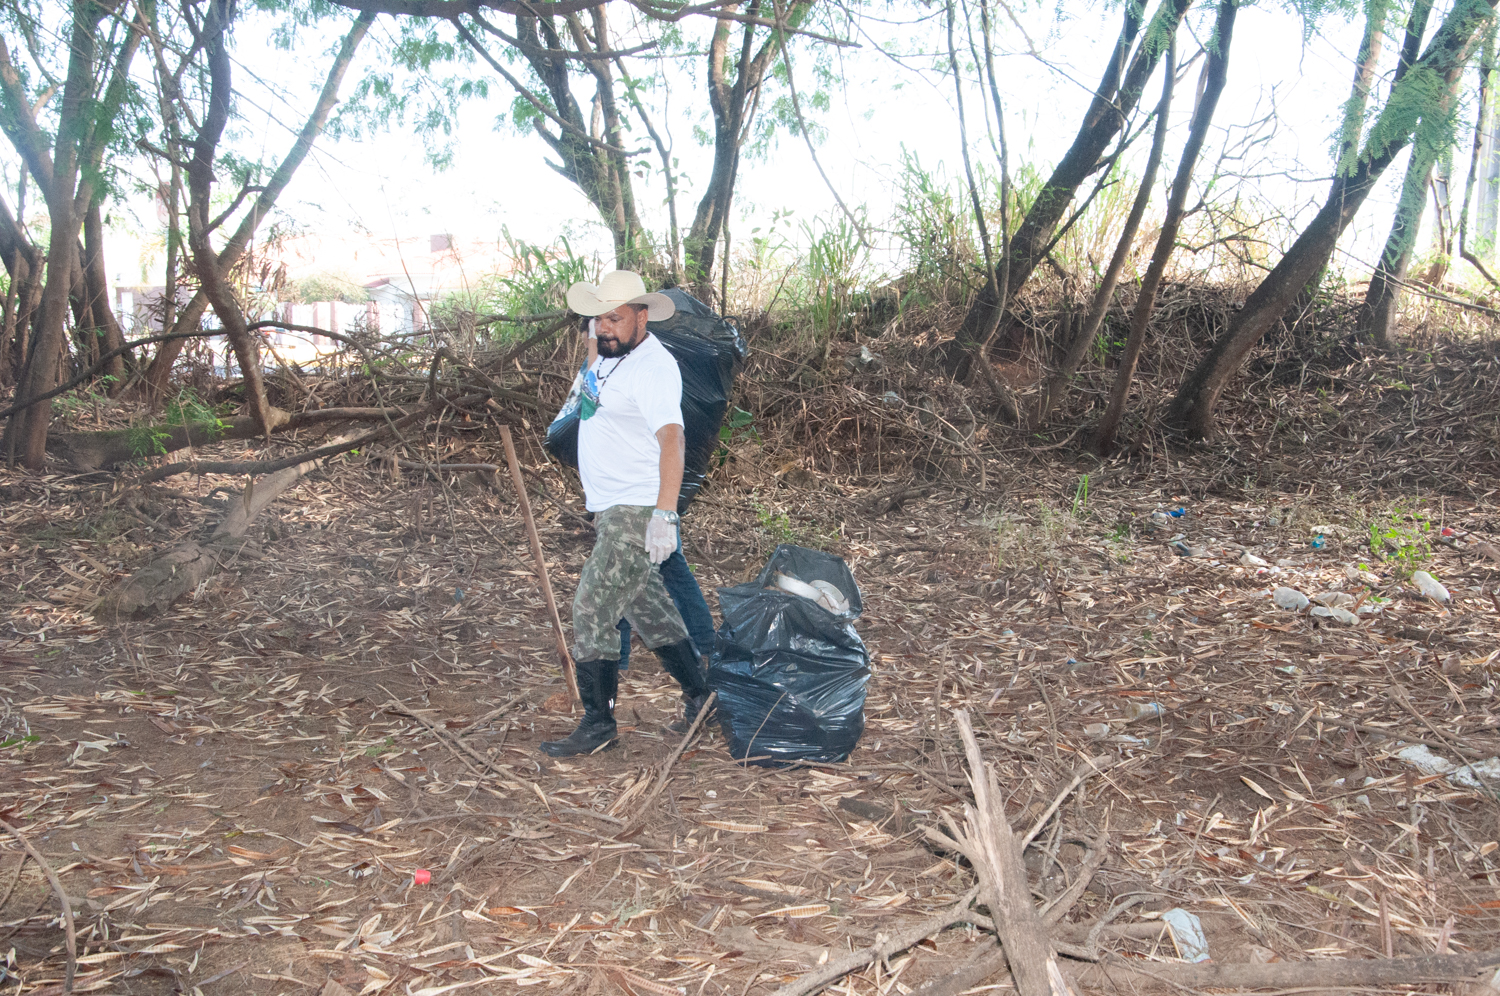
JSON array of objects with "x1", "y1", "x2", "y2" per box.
[{"x1": 0, "y1": 291, "x2": 1499, "y2": 995}]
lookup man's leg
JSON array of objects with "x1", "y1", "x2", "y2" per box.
[
  {"x1": 622, "y1": 569, "x2": 709, "y2": 733},
  {"x1": 542, "y1": 506, "x2": 657, "y2": 757},
  {"x1": 659, "y1": 550, "x2": 715, "y2": 662}
]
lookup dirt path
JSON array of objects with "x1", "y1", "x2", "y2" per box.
[{"x1": 2, "y1": 457, "x2": 1499, "y2": 995}]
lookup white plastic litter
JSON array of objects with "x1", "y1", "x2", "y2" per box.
[
  {"x1": 1396, "y1": 744, "x2": 1500, "y2": 792},
  {"x1": 1412, "y1": 571, "x2": 1451, "y2": 603},
  {"x1": 1344, "y1": 564, "x2": 1382, "y2": 586},
  {"x1": 1314, "y1": 591, "x2": 1355, "y2": 609},
  {"x1": 1240, "y1": 551, "x2": 1270, "y2": 568},
  {"x1": 1123, "y1": 701, "x2": 1165, "y2": 723},
  {"x1": 772, "y1": 573, "x2": 849, "y2": 615},
  {"x1": 1161, "y1": 908, "x2": 1211, "y2": 963},
  {"x1": 1083, "y1": 722, "x2": 1111, "y2": 739},
  {"x1": 1273, "y1": 587, "x2": 1309, "y2": 611},
  {"x1": 1311, "y1": 605, "x2": 1360, "y2": 626}
]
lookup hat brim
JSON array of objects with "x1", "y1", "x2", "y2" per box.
[{"x1": 566, "y1": 283, "x2": 676, "y2": 322}]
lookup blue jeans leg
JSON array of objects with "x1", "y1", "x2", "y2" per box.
[
  {"x1": 616, "y1": 533, "x2": 715, "y2": 666},
  {"x1": 658, "y1": 551, "x2": 715, "y2": 660}
]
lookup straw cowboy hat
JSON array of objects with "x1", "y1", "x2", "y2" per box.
[{"x1": 566, "y1": 270, "x2": 676, "y2": 321}]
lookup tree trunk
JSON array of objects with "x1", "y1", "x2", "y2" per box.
[
  {"x1": 1335, "y1": 0, "x2": 1391, "y2": 175},
  {"x1": 1459, "y1": 25, "x2": 1500, "y2": 285},
  {"x1": 1358, "y1": 69, "x2": 1464, "y2": 349},
  {"x1": 137, "y1": 8, "x2": 372, "y2": 402},
  {"x1": 1034, "y1": 41, "x2": 1175, "y2": 427},
  {"x1": 81, "y1": 198, "x2": 127, "y2": 389},
  {"x1": 1166, "y1": 0, "x2": 1495, "y2": 438},
  {"x1": 1094, "y1": 2, "x2": 1235, "y2": 454},
  {"x1": 954, "y1": 0, "x2": 1191, "y2": 346},
  {"x1": 0, "y1": 195, "x2": 42, "y2": 390}
]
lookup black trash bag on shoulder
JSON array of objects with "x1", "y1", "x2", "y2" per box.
[
  {"x1": 709, "y1": 544, "x2": 870, "y2": 766},
  {"x1": 544, "y1": 288, "x2": 748, "y2": 514}
]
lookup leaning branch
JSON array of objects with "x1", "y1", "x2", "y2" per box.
[{"x1": 0, "y1": 816, "x2": 76, "y2": 994}]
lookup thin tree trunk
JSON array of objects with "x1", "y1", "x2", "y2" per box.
[
  {"x1": 954, "y1": 0, "x2": 1191, "y2": 346},
  {"x1": 1095, "y1": 0, "x2": 1235, "y2": 454},
  {"x1": 1035, "y1": 43, "x2": 1175, "y2": 427},
  {"x1": 82, "y1": 198, "x2": 126, "y2": 387},
  {"x1": 1459, "y1": 25, "x2": 1500, "y2": 286},
  {"x1": 1335, "y1": 0, "x2": 1391, "y2": 175},
  {"x1": 1356, "y1": 70, "x2": 1465, "y2": 349},
  {"x1": 139, "y1": 8, "x2": 372, "y2": 402},
  {"x1": 1167, "y1": 0, "x2": 1495, "y2": 438}
]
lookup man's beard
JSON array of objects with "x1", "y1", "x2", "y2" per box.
[{"x1": 596, "y1": 334, "x2": 639, "y2": 358}]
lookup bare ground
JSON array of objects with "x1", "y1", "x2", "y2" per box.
[{"x1": 2, "y1": 330, "x2": 1500, "y2": 995}]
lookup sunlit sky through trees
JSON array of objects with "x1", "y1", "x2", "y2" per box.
[{"x1": 62, "y1": 1, "x2": 1440, "y2": 291}]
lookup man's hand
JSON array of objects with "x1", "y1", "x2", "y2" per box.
[{"x1": 645, "y1": 511, "x2": 677, "y2": 565}]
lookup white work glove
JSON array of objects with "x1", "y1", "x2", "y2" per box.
[{"x1": 645, "y1": 510, "x2": 678, "y2": 565}]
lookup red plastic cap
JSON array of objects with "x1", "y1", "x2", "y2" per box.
[{"x1": 413, "y1": 868, "x2": 431, "y2": 885}]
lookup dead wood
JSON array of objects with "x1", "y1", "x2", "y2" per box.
[
  {"x1": 1069, "y1": 948, "x2": 1500, "y2": 990},
  {"x1": 766, "y1": 887, "x2": 982, "y2": 996},
  {"x1": 925, "y1": 710, "x2": 1074, "y2": 996},
  {"x1": 910, "y1": 940, "x2": 1008, "y2": 996},
  {"x1": 0, "y1": 816, "x2": 76, "y2": 994},
  {"x1": 48, "y1": 405, "x2": 399, "y2": 470},
  {"x1": 619, "y1": 691, "x2": 716, "y2": 836},
  {"x1": 95, "y1": 442, "x2": 341, "y2": 621},
  {"x1": 715, "y1": 925, "x2": 829, "y2": 966}
]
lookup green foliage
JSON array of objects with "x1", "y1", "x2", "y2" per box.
[
  {"x1": 716, "y1": 407, "x2": 758, "y2": 466},
  {"x1": 753, "y1": 501, "x2": 797, "y2": 544},
  {"x1": 893, "y1": 148, "x2": 979, "y2": 304},
  {"x1": 799, "y1": 211, "x2": 868, "y2": 343},
  {"x1": 430, "y1": 231, "x2": 592, "y2": 340},
  {"x1": 1072, "y1": 473, "x2": 1091, "y2": 518},
  {"x1": 1366, "y1": 506, "x2": 1433, "y2": 577}
]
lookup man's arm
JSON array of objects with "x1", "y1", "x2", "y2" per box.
[{"x1": 655, "y1": 424, "x2": 685, "y2": 511}]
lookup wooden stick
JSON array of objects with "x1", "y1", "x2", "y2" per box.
[
  {"x1": 927, "y1": 710, "x2": 1074, "y2": 996},
  {"x1": 766, "y1": 887, "x2": 982, "y2": 996},
  {"x1": 499, "y1": 424, "x2": 579, "y2": 704},
  {"x1": 1069, "y1": 948, "x2": 1500, "y2": 989},
  {"x1": 1021, "y1": 754, "x2": 1115, "y2": 850},
  {"x1": 0, "y1": 816, "x2": 76, "y2": 994}
]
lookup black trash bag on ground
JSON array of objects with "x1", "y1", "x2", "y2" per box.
[
  {"x1": 709, "y1": 544, "x2": 870, "y2": 765},
  {"x1": 545, "y1": 288, "x2": 748, "y2": 514}
]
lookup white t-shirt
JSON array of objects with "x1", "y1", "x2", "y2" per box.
[{"x1": 576, "y1": 333, "x2": 683, "y2": 512}]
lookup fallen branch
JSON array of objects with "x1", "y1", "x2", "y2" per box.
[
  {"x1": 0, "y1": 816, "x2": 76, "y2": 994},
  {"x1": 1070, "y1": 947, "x2": 1500, "y2": 989},
  {"x1": 1021, "y1": 754, "x2": 1115, "y2": 850},
  {"x1": 766, "y1": 887, "x2": 982, "y2": 996}
]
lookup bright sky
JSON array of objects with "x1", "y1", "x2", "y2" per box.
[{"x1": 84, "y1": 0, "x2": 1468, "y2": 293}]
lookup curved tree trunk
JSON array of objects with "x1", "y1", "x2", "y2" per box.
[
  {"x1": 954, "y1": 0, "x2": 1191, "y2": 347},
  {"x1": 1034, "y1": 43, "x2": 1176, "y2": 428},
  {"x1": 1166, "y1": 0, "x2": 1495, "y2": 439},
  {"x1": 1094, "y1": 3, "x2": 1235, "y2": 454},
  {"x1": 81, "y1": 199, "x2": 127, "y2": 389}
]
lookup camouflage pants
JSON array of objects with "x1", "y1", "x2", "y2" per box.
[{"x1": 572, "y1": 505, "x2": 688, "y2": 662}]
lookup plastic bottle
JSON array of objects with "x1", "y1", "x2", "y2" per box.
[
  {"x1": 1123, "y1": 701, "x2": 1164, "y2": 723},
  {"x1": 1412, "y1": 571, "x2": 1451, "y2": 603}
]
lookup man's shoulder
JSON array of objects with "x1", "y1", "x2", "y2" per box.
[{"x1": 637, "y1": 334, "x2": 681, "y2": 373}]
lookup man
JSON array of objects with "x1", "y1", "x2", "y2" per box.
[{"x1": 541, "y1": 271, "x2": 712, "y2": 758}]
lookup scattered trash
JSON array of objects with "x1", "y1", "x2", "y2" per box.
[
  {"x1": 1396, "y1": 744, "x2": 1500, "y2": 792},
  {"x1": 1411, "y1": 570, "x2": 1451, "y2": 603},
  {"x1": 1239, "y1": 551, "x2": 1270, "y2": 568},
  {"x1": 1311, "y1": 605, "x2": 1359, "y2": 625},
  {"x1": 1344, "y1": 564, "x2": 1382, "y2": 586},
  {"x1": 1170, "y1": 541, "x2": 1206, "y2": 557},
  {"x1": 711, "y1": 545, "x2": 870, "y2": 765},
  {"x1": 1273, "y1": 587, "x2": 1309, "y2": 611},
  {"x1": 1084, "y1": 722, "x2": 1112, "y2": 739},
  {"x1": 453, "y1": 588, "x2": 464, "y2": 603},
  {"x1": 1148, "y1": 511, "x2": 1174, "y2": 529},
  {"x1": 1001, "y1": 629, "x2": 1014, "y2": 637},
  {"x1": 1123, "y1": 701, "x2": 1164, "y2": 723},
  {"x1": 1310, "y1": 536, "x2": 1327, "y2": 550},
  {"x1": 845, "y1": 344, "x2": 884, "y2": 372},
  {"x1": 770, "y1": 572, "x2": 849, "y2": 615},
  {"x1": 1169, "y1": 508, "x2": 1187, "y2": 518},
  {"x1": 1313, "y1": 591, "x2": 1355, "y2": 609},
  {"x1": 1275, "y1": 665, "x2": 1302, "y2": 675},
  {"x1": 1161, "y1": 908, "x2": 1211, "y2": 963},
  {"x1": 881, "y1": 390, "x2": 903, "y2": 406},
  {"x1": 413, "y1": 868, "x2": 431, "y2": 886}
]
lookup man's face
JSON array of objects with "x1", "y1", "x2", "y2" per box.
[{"x1": 595, "y1": 305, "x2": 649, "y2": 358}]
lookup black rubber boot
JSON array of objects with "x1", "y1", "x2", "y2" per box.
[
  {"x1": 540, "y1": 659, "x2": 619, "y2": 757},
  {"x1": 655, "y1": 639, "x2": 713, "y2": 735}
]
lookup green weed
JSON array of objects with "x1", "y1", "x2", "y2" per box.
[{"x1": 1366, "y1": 507, "x2": 1433, "y2": 578}]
